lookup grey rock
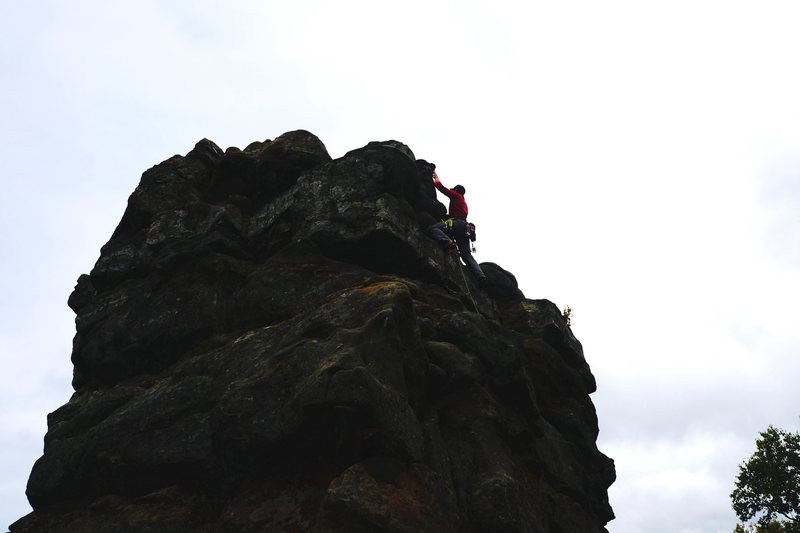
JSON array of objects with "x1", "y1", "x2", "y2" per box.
[{"x1": 11, "y1": 131, "x2": 614, "y2": 533}]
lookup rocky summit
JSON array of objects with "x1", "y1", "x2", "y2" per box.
[{"x1": 11, "y1": 131, "x2": 615, "y2": 533}]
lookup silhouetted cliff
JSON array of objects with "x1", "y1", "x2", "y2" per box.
[{"x1": 11, "y1": 131, "x2": 615, "y2": 533}]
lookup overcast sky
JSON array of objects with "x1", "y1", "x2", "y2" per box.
[{"x1": 2, "y1": 2, "x2": 799, "y2": 532}]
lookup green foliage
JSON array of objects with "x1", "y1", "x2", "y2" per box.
[
  {"x1": 734, "y1": 520, "x2": 800, "y2": 532},
  {"x1": 731, "y1": 425, "x2": 800, "y2": 531},
  {"x1": 562, "y1": 305, "x2": 573, "y2": 326}
]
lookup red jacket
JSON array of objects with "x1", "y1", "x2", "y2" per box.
[{"x1": 435, "y1": 181, "x2": 468, "y2": 220}]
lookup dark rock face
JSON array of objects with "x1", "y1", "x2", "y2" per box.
[{"x1": 11, "y1": 130, "x2": 615, "y2": 532}]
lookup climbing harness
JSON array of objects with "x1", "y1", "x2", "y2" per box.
[{"x1": 439, "y1": 218, "x2": 479, "y2": 311}]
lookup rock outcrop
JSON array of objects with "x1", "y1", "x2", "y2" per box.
[{"x1": 10, "y1": 131, "x2": 615, "y2": 533}]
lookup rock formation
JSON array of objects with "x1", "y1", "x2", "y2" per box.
[{"x1": 10, "y1": 131, "x2": 615, "y2": 533}]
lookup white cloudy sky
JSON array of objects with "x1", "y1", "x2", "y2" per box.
[{"x1": 2, "y1": 2, "x2": 799, "y2": 531}]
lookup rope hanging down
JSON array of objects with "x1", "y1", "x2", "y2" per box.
[{"x1": 451, "y1": 251, "x2": 478, "y2": 312}]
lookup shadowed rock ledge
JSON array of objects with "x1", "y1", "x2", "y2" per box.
[{"x1": 11, "y1": 131, "x2": 615, "y2": 533}]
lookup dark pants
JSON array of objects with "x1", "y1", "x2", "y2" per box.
[{"x1": 426, "y1": 218, "x2": 485, "y2": 281}]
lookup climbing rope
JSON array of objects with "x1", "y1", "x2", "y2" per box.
[{"x1": 450, "y1": 250, "x2": 478, "y2": 312}]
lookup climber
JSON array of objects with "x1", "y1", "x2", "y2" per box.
[{"x1": 426, "y1": 171, "x2": 486, "y2": 284}]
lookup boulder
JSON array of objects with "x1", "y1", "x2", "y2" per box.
[{"x1": 11, "y1": 132, "x2": 614, "y2": 533}]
